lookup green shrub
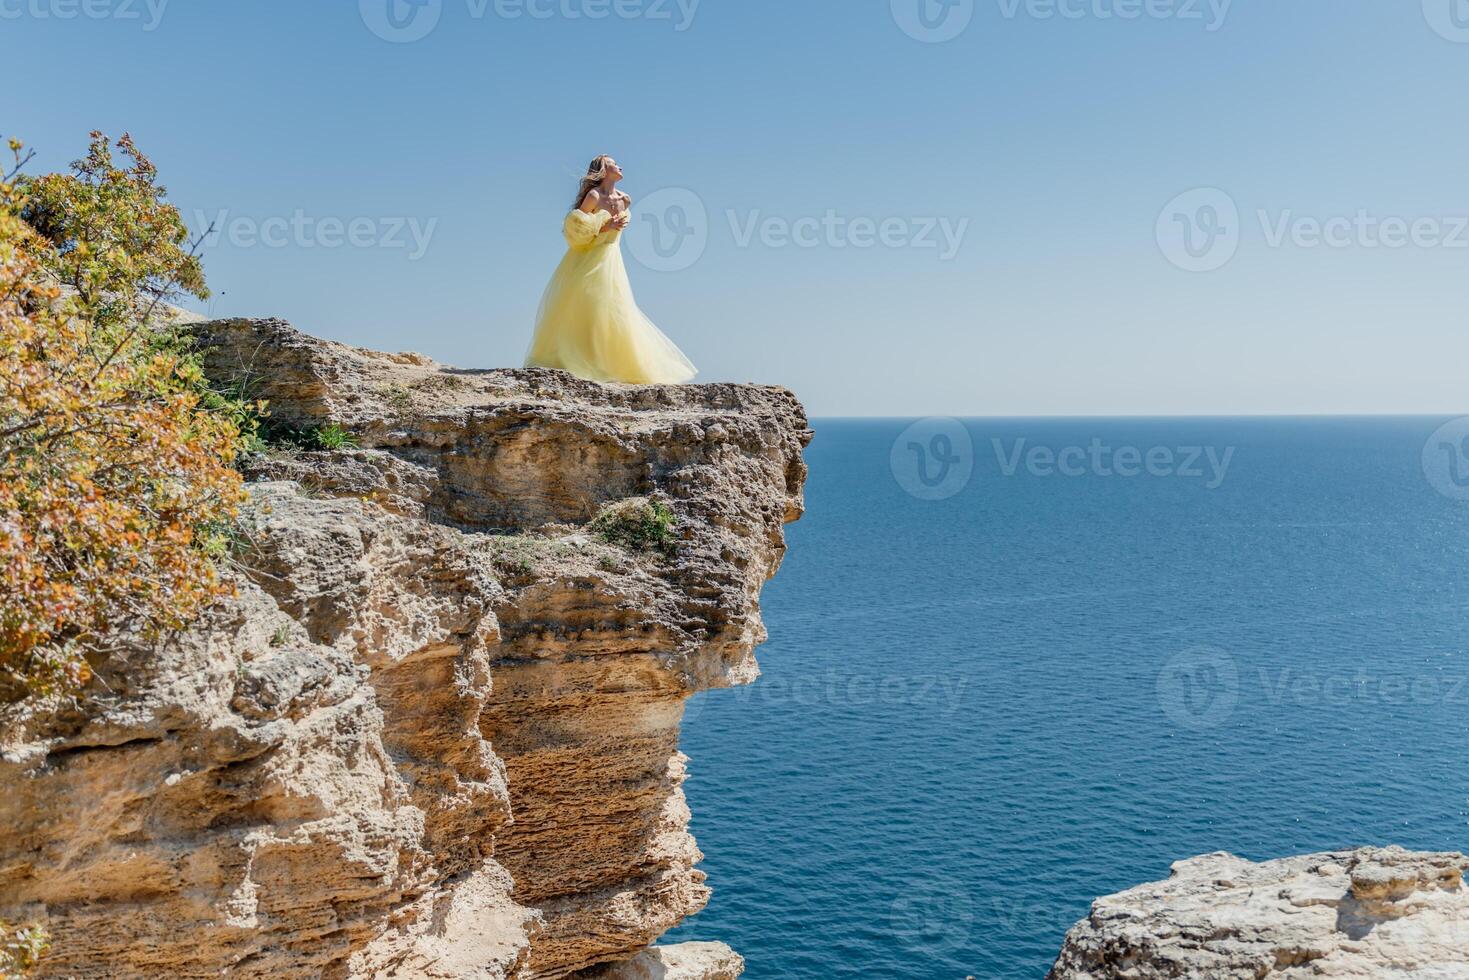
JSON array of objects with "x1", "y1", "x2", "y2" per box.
[
  {"x1": 247, "y1": 420, "x2": 356, "y2": 453},
  {"x1": 311, "y1": 424, "x2": 357, "y2": 450},
  {"x1": 589, "y1": 498, "x2": 678, "y2": 556}
]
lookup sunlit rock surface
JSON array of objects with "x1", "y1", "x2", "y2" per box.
[{"x1": 1049, "y1": 846, "x2": 1469, "y2": 979}]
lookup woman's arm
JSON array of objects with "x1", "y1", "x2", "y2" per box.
[{"x1": 581, "y1": 188, "x2": 628, "y2": 230}]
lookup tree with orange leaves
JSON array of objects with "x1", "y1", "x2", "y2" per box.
[{"x1": 0, "y1": 133, "x2": 246, "y2": 701}]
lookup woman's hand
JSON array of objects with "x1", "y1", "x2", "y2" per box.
[{"x1": 606, "y1": 211, "x2": 630, "y2": 231}]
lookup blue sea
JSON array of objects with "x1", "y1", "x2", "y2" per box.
[{"x1": 666, "y1": 417, "x2": 1469, "y2": 980}]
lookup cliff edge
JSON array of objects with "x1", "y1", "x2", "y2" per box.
[{"x1": 0, "y1": 318, "x2": 811, "y2": 979}]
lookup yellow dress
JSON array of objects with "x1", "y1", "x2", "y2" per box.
[{"x1": 524, "y1": 208, "x2": 697, "y2": 384}]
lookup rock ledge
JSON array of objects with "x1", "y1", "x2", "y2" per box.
[{"x1": 1049, "y1": 846, "x2": 1469, "y2": 979}]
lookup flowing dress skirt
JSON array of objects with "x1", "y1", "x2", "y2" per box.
[{"x1": 525, "y1": 211, "x2": 697, "y2": 385}]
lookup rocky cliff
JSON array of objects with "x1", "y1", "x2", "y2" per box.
[
  {"x1": 0, "y1": 318, "x2": 810, "y2": 979},
  {"x1": 1049, "y1": 846, "x2": 1469, "y2": 978}
]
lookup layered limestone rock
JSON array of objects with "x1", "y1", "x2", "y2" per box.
[
  {"x1": 1048, "y1": 846, "x2": 1469, "y2": 979},
  {"x1": 0, "y1": 318, "x2": 809, "y2": 979}
]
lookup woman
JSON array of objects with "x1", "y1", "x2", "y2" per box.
[{"x1": 524, "y1": 155, "x2": 697, "y2": 385}]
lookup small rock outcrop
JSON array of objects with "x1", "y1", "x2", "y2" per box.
[
  {"x1": 586, "y1": 942, "x2": 745, "y2": 980},
  {"x1": 0, "y1": 318, "x2": 810, "y2": 979},
  {"x1": 1049, "y1": 846, "x2": 1469, "y2": 978}
]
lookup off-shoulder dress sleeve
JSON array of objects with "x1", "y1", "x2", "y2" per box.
[{"x1": 564, "y1": 209, "x2": 611, "y2": 251}]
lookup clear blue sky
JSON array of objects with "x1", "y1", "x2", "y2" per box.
[{"x1": 8, "y1": 0, "x2": 1468, "y2": 416}]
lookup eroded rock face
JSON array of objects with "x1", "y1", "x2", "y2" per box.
[
  {"x1": 0, "y1": 318, "x2": 806, "y2": 979},
  {"x1": 1048, "y1": 846, "x2": 1469, "y2": 979}
]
